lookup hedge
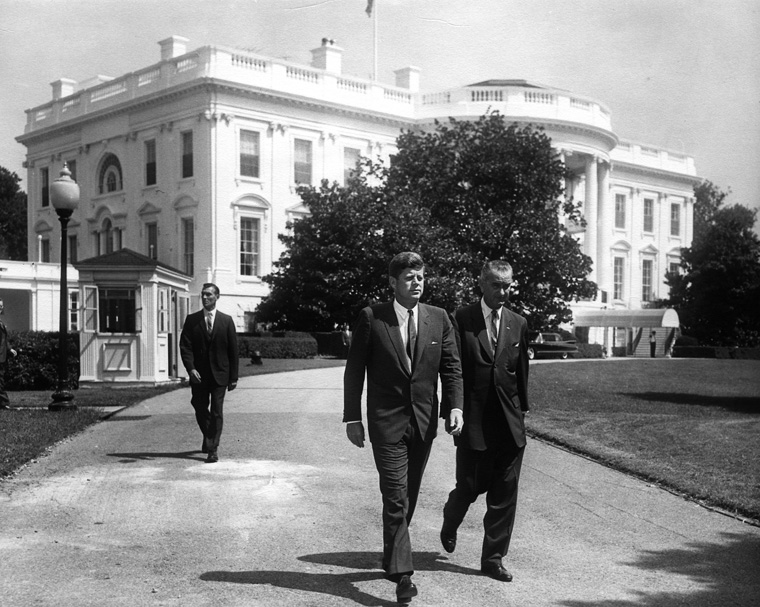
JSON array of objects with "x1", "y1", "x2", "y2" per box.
[
  {"x1": 573, "y1": 343, "x2": 605, "y2": 359},
  {"x1": 674, "y1": 346, "x2": 760, "y2": 360},
  {"x1": 237, "y1": 335, "x2": 318, "y2": 359},
  {"x1": 5, "y1": 331, "x2": 80, "y2": 390}
]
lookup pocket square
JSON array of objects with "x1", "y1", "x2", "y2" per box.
[
  {"x1": 431, "y1": 341, "x2": 439, "y2": 345},
  {"x1": 512, "y1": 342, "x2": 520, "y2": 347}
]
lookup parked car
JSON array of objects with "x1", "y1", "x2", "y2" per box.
[{"x1": 527, "y1": 332, "x2": 578, "y2": 360}]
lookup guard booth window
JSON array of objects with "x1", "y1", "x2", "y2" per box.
[{"x1": 99, "y1": 288, "x2": 137, "y2": 333}]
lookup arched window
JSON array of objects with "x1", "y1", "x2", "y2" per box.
[{"x1": 98, "y1": 153, "x2": 123, "y2": 194}]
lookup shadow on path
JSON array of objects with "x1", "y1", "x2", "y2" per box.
[
  {"x1": 201, "y1": 551, "x2": 479, "y2": 606},
  {"x1": 619, "y1": 392, "x2": 760, "y2": 413},
  {"x1": 560, "y1": 532, "x2": 760, "y2": 607}
]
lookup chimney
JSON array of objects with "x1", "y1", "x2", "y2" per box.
[
  {"x1": 394, "y1": 67, "x2": 421, "y2": 93},
  {"x1": 51, "y1": 78, "x2": 78, "y2": 100},
  {"x1": 159, "y1": 35, "x2": 189, "y2": 61},
  {"x1": 311, "y1": 38, "x2": 343, "y2": 74}
]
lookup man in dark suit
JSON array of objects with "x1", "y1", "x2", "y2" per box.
[
  {"x1": 180, "y1": 283, "x2": 238, "y2": 463},
  {"x1": 0, "y1": 299, "x2": 19, "y2": 410},
  {"x1": 440, "y1": 260, "x2": 529, "y2": 583},
  {"x1": 344, "y1": 252, "x2": 463, "y2": 604}
]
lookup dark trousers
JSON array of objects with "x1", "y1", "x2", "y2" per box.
[
  {"x1": 371, "y1": 419, "x2": 432, "y2": 581},
  {"x1": 650, "y1": 342, "x2": 656, "y2": 358},
  {"x1": 443, "y1": 441, "x2": 525, "y2": 567},
  {"x1": 190, "y1": 381, "x2": 227, "y2": 450},
  {"x1": 0, "y1": 363, "x2": 8, "y2": 407}
]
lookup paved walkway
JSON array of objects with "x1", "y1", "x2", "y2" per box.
[{"x1": 1, "y1": 366, "x2": 759, "y2": 606}]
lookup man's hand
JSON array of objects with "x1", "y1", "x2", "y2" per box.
[
  {"x1": 10, "y1": 348, "x2": 17, "y2": 358},
  {"x1": 190, "y1": 370, "x2": 202, "y2": 383},
  {"x1": 228, "y1": 382, "x2": 237, "y2": 391},
  {"x1": 346, "y1": 422, "x2": 365, "y2": 448},
  {"x1": 446, "y1": 409, "x2": 464, "y2": 436}
]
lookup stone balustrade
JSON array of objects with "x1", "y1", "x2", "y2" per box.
[{"x1": 611, "y1": 140, "x2": 697, "y2": 175}]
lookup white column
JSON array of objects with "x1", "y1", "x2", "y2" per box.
[
  {"x1": 596, "y1": 160, "x2": 611, "y2": 300},
  {"x1": 584, "y1": 156, "x2": 598, "y2": 283}
]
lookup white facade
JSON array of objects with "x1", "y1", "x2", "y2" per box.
[{"x1": 16, "y1": 36, "x2": 699, "y2": 332}]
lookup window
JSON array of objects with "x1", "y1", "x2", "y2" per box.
[
  {"x1": 67, "y1": 234, "x2": 77, "y2": 264},
  {"x1": 99, "y1": 288, "x2": 136, "y2": 333},
  {"x1": 294, "y1": 138, "x2": 312, "y2": 184},
  {"x1": 181, "y1": 131, "x2": 193, "y2": 178},
  {"x1": 643, "y1": 198, "x2": 654, "y2": 232},
  {"x1": 343, "y1": 147, "x2": 361, "y2": 184},
  {"x1": 182, "y1": 217, "x2": 194, "y2": 274},
  {"x1": 613, "y1": 257, "x2": 624, "y2": 300},
  {"x1": 83, "y1": 286, "x2": 98, "y2": 332},
  {"x1": 670, "y1": 203, "x2": 680, "y2": 236},
  {"x1": 240, "y1": 217, "x2": 260, "y2": 277},
  {"x1": 101, "y1": 219, "x2": 114, "y2": 255},
  {"x1": 147, "y1": 223, "x2": 158, "y2": 260},
  {"x1": 615, "y1": 193, "x2": 626, "y2": 229},
  {"x1": 40, "y1": 238, "x2": 50, "y2": 262},
  {"x1": 67, "y1": 160, "x2": 77, "y2": 183},
  {"x1": 240, "y1": 130, "x2": 260, "y2": 178},
  {"x1": 158, "y1": 288, "x2": 169, "y2": 334},
  {"x1": 642, "y1": 259, "x2": 653, "y2": 302},
  {"x1": 145, "y1": 139, "x2": 157, "y2": 186},
  {"x1": 41, "y1": 167, "x2": 50, "y2": 207},
  {"x1": 669, "y1": 262, "x2": 680, "y2": 276},
  {"x1": 68, "y1": 290, "x2": 79, "y2": 331},
  {"x1": 98, "y1": 154, "x2": 123, "y2": 194}
]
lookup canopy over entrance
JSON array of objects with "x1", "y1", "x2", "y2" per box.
[{"x1": 573, "y1": 308, "x2": 679, "y2": 329}]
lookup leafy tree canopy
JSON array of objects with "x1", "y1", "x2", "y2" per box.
[
  {"x1": 257, "y1": 113, "x2": 596, "y2": 331},
  {"x1": 666, "y1": 181, "x2": 760, "y2": 346},
  {"x1": 0, "y1": 166, "x2": 28, "y2": 260}
]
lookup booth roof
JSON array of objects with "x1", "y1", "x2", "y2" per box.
[{"x1": 572, "y1": 308, "x2": 679, "y2": 328}]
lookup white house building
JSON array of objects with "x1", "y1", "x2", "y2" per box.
[{"x1": 12, "y1": 35, "x2": 699, "y2": 379}]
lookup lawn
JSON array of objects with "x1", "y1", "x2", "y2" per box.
[{"x1": 527, "y1": 358, "x2": 760, "y2": 523}]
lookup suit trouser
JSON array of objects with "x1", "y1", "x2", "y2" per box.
[
  {"x1": 371, "y1": 419, "x2": 432, "y2": 581},
  {"x1": 0, "y1": 363, "x2": 9, "y2": 407},
  {"x1": 190, "y1": 381, "x2": 227, "y2": 450},
  {"x1": 443, "y1": 441, "x2": 525, "y2": 567}
]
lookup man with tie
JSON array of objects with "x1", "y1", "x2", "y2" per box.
[
  {"x1": 180, "y1": 283, "x2": 238, "y2": 463},
  {"x1": 0, "y1": 299, "x2": 19, "y2": 410},
  {"x1": 440, "y1": 260, "x2": 530, "y2": 583},
  {"x1": 344, "y1": 252, "x2": 463, "y2": 604}
]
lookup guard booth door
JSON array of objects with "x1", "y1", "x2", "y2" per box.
[{"x1": 172, "y1": 291, "x2": 191, "y2": 379}]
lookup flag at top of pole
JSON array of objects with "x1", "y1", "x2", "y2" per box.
[{"x1": 366, "y1": 0, "x2": 374, "y2": 17}]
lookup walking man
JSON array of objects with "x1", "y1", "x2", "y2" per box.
[
  {"x1": 441, "y1": 260, "x2": 530, "y2": 582},
  {"x1": 0, "y1": 299, "x2": 19, "y2": 410},
  {"x1": 344, "y1": 252, "x2": 463, "y2": 604},
  {"x1": 180, "y1": 283, "x2": 238, "y2": 463}
]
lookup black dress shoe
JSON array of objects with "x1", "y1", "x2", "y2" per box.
[
  {"x1": 396, "y1": 575, "x2": 418, "y2": 603},
  {"x1": 440, "y1": 525, "x2": 457, "y2": 553},
  {"x1": 205, "y1": 451, "x2": 218, "y2": 463},
  {"x1": 481, "y1": 562, "x2": 513, "y2": 582},
  {"x1": 201, "y1": 440, "x2": 209, "y2": 454}
]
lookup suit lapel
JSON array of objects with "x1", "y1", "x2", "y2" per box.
[
  {"x1": 412, "y1": 305, "x2": 431, "y2": 370},
  {"x1": 473, "y1": 305, "x2": 493, "y2": 362},
  {"x1": 380, "y1": 303, "x2": 410, "y2": 375},
  {"x1": 495, "y1": 308, "x2": 512, "y2": 359}
]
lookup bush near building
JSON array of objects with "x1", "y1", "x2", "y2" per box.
[
  {"x1": 237, "y1": 333, "x2": 318, "y2": 360},
  {"x1": 5, "y1": 331, "x2": 80, "y2": 390}
]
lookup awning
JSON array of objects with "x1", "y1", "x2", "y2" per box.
[{"x1": 572, "y1": 308, "x2": 679, "y2": 329}]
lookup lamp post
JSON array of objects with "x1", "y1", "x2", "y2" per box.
[{"x1": 49, "y1": 163, "x2": 79, "y2": 411}]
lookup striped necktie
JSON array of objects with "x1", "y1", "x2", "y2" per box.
[
  {"x1": 407, "y1": 308, "x2": 416, "y2": 366},
  {"x1": 490, "y1": 309, "x2": 499, "y2": 353},
  {"x1": 206, "y1": 313, "x2": 213, "y2": 334}
]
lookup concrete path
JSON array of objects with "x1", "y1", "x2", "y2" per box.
[{"x1": 1, "y1": 366, "x2": 758, "y2": 606}]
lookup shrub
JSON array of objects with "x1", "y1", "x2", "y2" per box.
[
  {"x1": 237, "y1": 335, "x2": 318, "y2": 359},
  {"x1": 312, "y1": 331, "x2": 349, "y2": 358},
  {"x1": 5, "y1": 331, "x2": 80, "y2": 390},
  {"x1": 675, "y1": 335, "x2": 699, "y2": 347},
  {"x1": 573, "y1": 343, "x2": 605, "y2": 359}
]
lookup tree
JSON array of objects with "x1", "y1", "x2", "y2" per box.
[
  {"x1": 258, "y1": 113, "x2": 596, "y2": 331},
  {"x1": 0, "y1": 166, "x2": 28, "y2": 260},
  {"x1": 666, "y1": 181, "x2": 760, "y2": 346}
]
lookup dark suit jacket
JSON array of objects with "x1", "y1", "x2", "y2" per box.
[
  {"x1": 343, "y1": 301, "x2": 463, "y2": 445},
  {"x1": 0, "y1": 320, "x2": 9, "y2": 364},
  {"x1": 452, "y1": 303, "x2": 529, "y2": 451},
  {"x1": 179, "y1": 309, "x2": 239, "y2": 386}
]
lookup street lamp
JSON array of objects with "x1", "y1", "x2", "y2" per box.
[{"x1": 49, "y1": 163, "x2": 79, "y2": 411}]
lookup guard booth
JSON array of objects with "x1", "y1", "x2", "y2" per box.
[
  {"x1": 572, "y1": 308, "x2": 680, "y2": 358},
  {"x1": 74, "y1": 249, "x2": 192, "y2": 384}
]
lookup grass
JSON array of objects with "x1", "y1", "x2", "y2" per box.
[
  {"x1": 2, "y1": 356, "x2": 758, "y2": 525},
  {"x1": 527, "y1": 359, "x2": 760, "y2": 523}
]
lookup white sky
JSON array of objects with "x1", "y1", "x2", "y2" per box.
[{"x1": 1, "y1": 0, "x2": 758, "y2": 219}]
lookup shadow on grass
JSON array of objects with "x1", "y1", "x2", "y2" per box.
[
  {"x1": 200, "y1": 551, "x2": 478, "y2": 606},
  {"x1": 560, "y1": 532, "x2": 760, "y2": 607},
  {"x1": 620, "y1": 392, "x2": 760, "y2": 413}
]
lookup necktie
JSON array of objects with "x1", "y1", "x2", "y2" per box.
[
  {"x1": 206, "y1": 313, "x2": 213, "y2": 334},
  {"x1": 490, "y1": 309, "x2": 499, "y2": 353},
  {"x1": 407, "y1": 308, "x2": 417, "y2": 366}
]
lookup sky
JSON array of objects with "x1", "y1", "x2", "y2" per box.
[{"x1": 1, "y1": 0, "x2": 758, "y2": 219}]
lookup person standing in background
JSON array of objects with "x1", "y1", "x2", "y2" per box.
[{"x1": 0, "y1": 299, "x2": 19, "y2": 410}]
